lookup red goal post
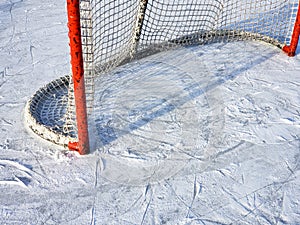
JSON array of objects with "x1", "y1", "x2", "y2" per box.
[
  {"x1": 66, "y1": 0, "x2": 90, "y2": 154},
  {"x1": 283, "y1": 1, "x2": 300, "y2": 56}
]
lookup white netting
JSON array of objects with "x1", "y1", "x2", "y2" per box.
[{"x1": 25, "y1": 0, "x2": 299, "y2": 148}]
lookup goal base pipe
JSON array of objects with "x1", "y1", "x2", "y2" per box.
[
  {"x1": 283, "y1": 3, "x2": 300, "y2": 57},
  {"x1": 66, "y1": 0, "x2": 90, "y2": 155}
]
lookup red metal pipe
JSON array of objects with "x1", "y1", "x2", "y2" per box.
[
  {"x1": 66, "y1": 0, "x2": 90, "y2": 154},
  {"x1": 283, "y1": 2, "x2": 300, "y2": 57}
]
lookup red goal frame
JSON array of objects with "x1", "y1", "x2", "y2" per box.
[
  {"x1": 283, "y1": 2, "x2": 300, "y2": 56},
  {"x1": 66, "y1": 0, "x2": 90, "y2": 155}
]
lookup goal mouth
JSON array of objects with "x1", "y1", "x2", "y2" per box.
[
  {"x1": 24, "y1": 0, "x2": 300, "y2": 154},
  {"x1": 25, "y1": 35, "x2": 284, "y2": 152},
  {"x1": 24, "y1": 28, "x2": 292, "y2": 151}
]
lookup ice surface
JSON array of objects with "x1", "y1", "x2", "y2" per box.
[{"x1": 1, "y1": 0, "x2": 300, "y2": 224}]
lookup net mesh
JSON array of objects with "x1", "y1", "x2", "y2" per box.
[{"x1": 25, "y1": 0, "x2": 299, "y2": 148}]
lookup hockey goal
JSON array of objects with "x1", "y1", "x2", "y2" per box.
[{"x1": 25, "y1": 0, "x2": 300, "y2": 154}]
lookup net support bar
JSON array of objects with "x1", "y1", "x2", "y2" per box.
[
  {"x1": 131, "y1": 0, "x2": 149, "y2": 56},
  {"x1": 283, "y1": 3, "x2": 300, "y2": 56},
  {"x1": 66, "y1": 0, "x2": 90, "y2": 154}
]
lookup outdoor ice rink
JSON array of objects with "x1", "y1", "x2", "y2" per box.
[{"x1": 1, "y1": 0, "x2": 300, "y2": 224}]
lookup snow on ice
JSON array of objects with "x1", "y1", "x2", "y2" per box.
[{"x1": 0, "y1": 0, "x2": 300, "y2": 224}]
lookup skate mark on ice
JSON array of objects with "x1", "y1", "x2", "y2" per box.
[
  {"x1": 27, "y1": 148, "x2": 50, "y2": 180},
  {"x1": 89, "y1": 157, "x2": 104, "y2": 225},
  {"x1": 1, "y1": 118, "x2": 13, "y2": 126},
  {"x1": 0, "y1": 176, "x2": 28, "y2": 188},
  {"x1": 164, "y1": 180, "x2": 202, "y2": 219},
  {"x1": 221, "y1": 186, "x2": 265, "y2": 221},
  {"x1": 204, "y1": 169, "x2": 297, "y2": 224},
  {"x1": 186, "y1": 175, "x2": 203, "y2": 219},
  {"x1": 94, "y1": 157, "x2": 104, "y2": 188},
  {"x1": 213, "y1": 140, "x2": 246, "y2": 159},
  {"x1": 141, "y1": 184, "x2": 153, "y2": 225},
  {"x1": 89, "y1": 203, "x2": 96, "y2": 225},
  {"x1": 0, "y1": 159, "x2": 45, "y2": 188},
  {"x1": 0, "y1": 159, "x2": 33, "y2": 188}
]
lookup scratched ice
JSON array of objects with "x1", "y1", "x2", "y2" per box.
[{"x1": 0, "y1": 0, "x2": 300, "y2": 224}]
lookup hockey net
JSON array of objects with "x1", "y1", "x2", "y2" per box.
[{"x1": 25, "y1": 0, "x2": 300, "y2": 154}]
